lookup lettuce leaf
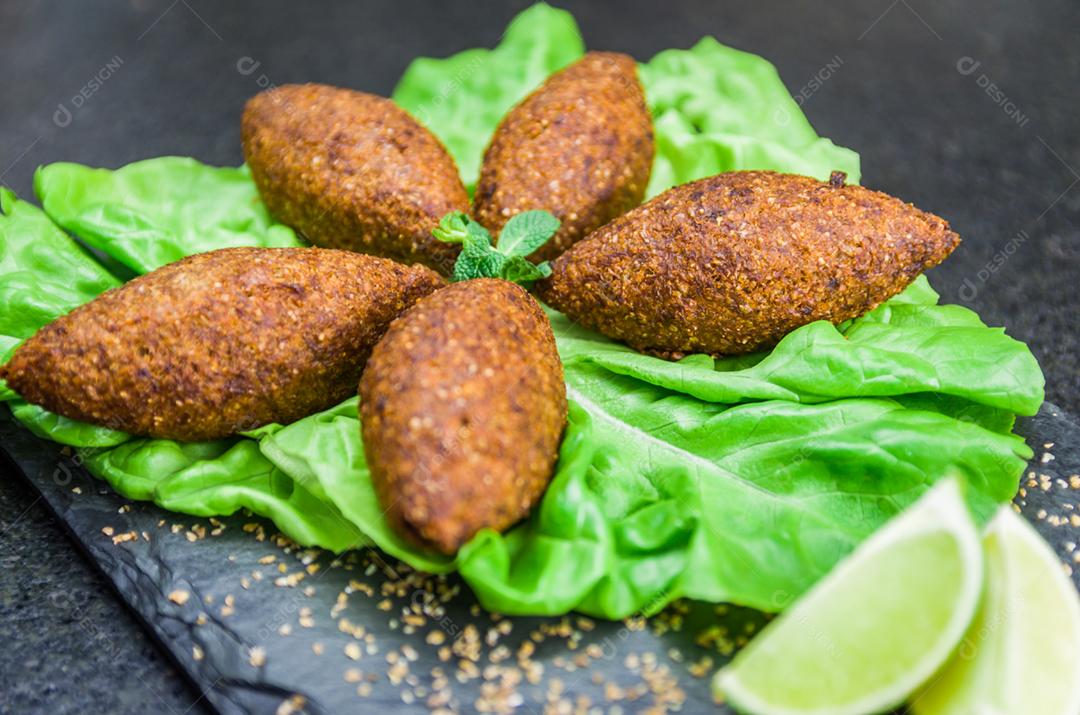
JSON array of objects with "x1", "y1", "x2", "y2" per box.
[
  {"x1": 0, "y1": 188, "x2": 120, "y2": 364},
  {"x1": 87, "y1": 438, "x2": 364, "y2": 552},
  {"x1": 391, "y1": 5, "x2": 860, "y2": 197},
  {"x1": 234, "y1": 275, "x2": 1037, "y2": 616},
  {"x1": 459, "y1": 393, "x2": 1028, "y2": 618},
  {"x1": 550, "y1": 277, "x2": 1043, "y2": 417},
  {"x1": 0, "y1": 4, "x2": 1045, "y2": 619},
  {"x1": 0, "y1": 189, "x2": 133, "y2": 442},
  {"x1": 253, "y1": 398, "x2": 455, "y2": 574},
  {"x1": 232, "y1": 354, "x2": 1031, "y2": 618},
  {"x1": 34, "y1": 158, "x2": 302, "y2": 274},
  {"x1": 8, "y1": 400, "x2": 131, "y2": 448}
]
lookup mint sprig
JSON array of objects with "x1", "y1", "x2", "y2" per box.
[{"x1": 433, "y1": 210, "x2": 559, "y2": 284}]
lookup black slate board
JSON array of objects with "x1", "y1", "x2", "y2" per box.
[{"x1": 2, "y1": 404, "x2": 1078, "y2": 715}]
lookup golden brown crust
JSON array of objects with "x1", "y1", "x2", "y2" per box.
[
  {"x1": 473, "y1": 52, "x2": 654, "y2": 262},
  {"x1": 359, "y1": 279, "x2": 567, "y2": 555},
  {"x1": 241, "y1": 83, "x2": 469, "y2": 275},
  {"x1": 0, "y1": 247, "x2": 444, "y2": 441},
  {"x1": 538, "y1": 170, "x2": 961, "y2": 355}
]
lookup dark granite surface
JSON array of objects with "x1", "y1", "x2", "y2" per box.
[
  {"x1": 0, "y1": 455, "x2": 211, "y2": 715},
  {"x1": 0, "y1": 0, "x2": 1077, "y2": 713}
]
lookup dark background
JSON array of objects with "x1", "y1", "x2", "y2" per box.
[{"x1": 1, "y1": 1, "x2": 1077, "y2": 712}]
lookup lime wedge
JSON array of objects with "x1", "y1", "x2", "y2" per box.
[
  {"x1": 910, "y1": 507, "x2": 1080, "y2": 715},
  {"x1": 712, "y1": 478, "x2": 983, "y2": 715}
]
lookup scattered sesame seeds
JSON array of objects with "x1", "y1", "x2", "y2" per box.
[
  {"x1": 274, "y1": 694, "x2": 305, "y2": 715},
  {"x1": 168, "y1": 590, "x2": 191, "y2": 606}
]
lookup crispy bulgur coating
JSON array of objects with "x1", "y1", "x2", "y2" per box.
[
  {"x1": 0, "y1": 247, "x2": 444, "y2": 441},
  {"x1": 538, "y1": 170, "x2": 961, "y2": 356},
  {"x1": 359, "y1": 279, "x2": 567, "y2": 555},
  {"x1": 241, "y1": 83, "x2": 469, "y2": 275},
  {"x1": 473, "y1": 52, "x2": 654, "y2": 262}
]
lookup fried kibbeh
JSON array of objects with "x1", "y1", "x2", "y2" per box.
[
  {"x1": 241, "y1": 83, "x2": 469, "y2": 274},
  {"x1": 473, "y1": 52, "x2": 654, "y2": 262},
  {"x1": 359, "y1": 279, "x2": 567, "y2": 555},
  {"x1": 0, "y1": 247, "x2": 444, "y2": 441},
  {"x1": 538, "y1": 170, "x2": 961, "y2": 356}
]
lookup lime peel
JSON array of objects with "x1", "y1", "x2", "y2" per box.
[
  {"x1": 713, "y1": 478, "x2": 983, "y2": 715},
  {"x1": 911, "y1": 506, "x2": 1080, "y2": 715}
]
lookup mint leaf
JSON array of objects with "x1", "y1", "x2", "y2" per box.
[
  {"x1": 454, "y1": 245, "x2": 505, "y2": 282},
  {"x1": 450, "y1": 253, "x2": 484, "y2": 282},
  {"x1": 464, "y1": 219, "x2": 494, "y2": 248},
  {"x1": 501, "y1": 255, "x2": 552, "y2": 283},
  {"x1": 434, "y1": 210, "x2": 559, "y2": 285},
  {"x1": 433, "y1": 212, "x2": 494, "y2": 254},
  {"x1": 497, "y1": 210, "x2": 561, "y2": 258},
  {"x1": 431, "y1": 211, "x2": 475, "y2": 245}
]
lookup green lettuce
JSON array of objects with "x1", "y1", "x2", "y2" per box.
[
  {"x1": 0, "y1": 189, "x2": 133, "y2": 439},
  {"x1": 550, "y1": 279, "x2": 1042, "y2": 416},
  {"x1": 245, "y1": 367, "x2": 1029, "y2": 618},
  {"x1": 87, "y1": 438, "x2": 364, "y2": 552},
  {"x1": 460, "y1": 394, "x2": 1027, "y2": 617},
  {"x1": 34, "y1": 158, "x2": 302, "y2": 274},
  {"x1": 0, "y1": 4, "x2": 1045, "y2": 619},
  {"x1": 253, "y1": 399, "x2": 454, "y2": 574},
  {"x1": 8, "y1": 400, "x2": 131, "y2": 448},
  {"x1": 391, "y1": 3, "x2": 860, "y2": 197},
  {"x1": 0, "y1": 188, "x2": 120, "y2": 363}
]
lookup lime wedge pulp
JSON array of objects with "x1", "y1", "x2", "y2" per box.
[
  {"x1": 911, "y1": 507, "x2": 1080, "y2": 715},
  {"x1": 712, "y1": 478, "x2": 983, "y2": 715}
]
